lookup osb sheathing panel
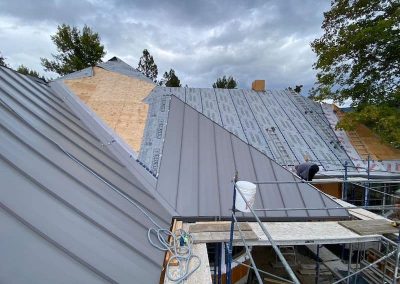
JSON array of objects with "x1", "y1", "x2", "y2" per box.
[
  {"x1": 354, "y1": 124, "x2": 400, "y2": 160},
  {"x1": 336, "y1": 109, "x2": 400, "y2": 160},
  {"x1": 64, "y1": 67, "x2": 154, "y2": 152}
]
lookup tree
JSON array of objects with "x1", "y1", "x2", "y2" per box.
[
  {"x1": 137, "y1": 49, "x2": 158, "y2": 83},
  {"x1": 287, "y1": 85, "x2": 303, "y2": 94},
  {"x1": 17, "y1": 65, "x2": 43, "y2": 79},
  {"x1": 212, "y1": 75, "x2": 237, "y2": 89},
  {"x1": 310, "y1": 0, "x2": 399, "y2": 106},
  {"x1": 41, "y1": 24, "x2": 106, "y2": 75},
  {"x1": 0, "y1": 52, "x2": 7, "y2": 67},
  {"x1": 311, "y1": 0, "x2": 400, "y2": 148},
  {"x1": 161, "y1": 69, "x2": 181, "y2": 87}
]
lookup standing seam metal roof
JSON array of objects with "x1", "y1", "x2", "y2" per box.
[
  {"x1": 0, "y1": 66, "x2": 171, "y2": 283},
  {"x1": 139, "y1": 87, "x2": 355, "y2": 176},
  {"x1": 155, "y1": 96, "x2": 349, "y2": 220}
]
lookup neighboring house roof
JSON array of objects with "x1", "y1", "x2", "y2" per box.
[
  {"x1": 0, "y1": 66, "x2": 171, "y2": 283},
  {"x1": 140, "y1": 87, "x2": 355, "y2": 176},
  {"x1": 155, "y1": 96, "x2": 350, "y2": 220}
]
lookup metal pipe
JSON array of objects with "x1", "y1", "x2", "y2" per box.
[
  {"x1": 232, "y1": 260, "x2": 293, "y2": 283},
  {"x1": 232, "y1": 214, "x2": 263, "y2": 284},
  {"x1": 382, "y1": 240, "x2": 388, "y2": 284},
  {"x1": 315, "y1": 245, "x2": 321, "y2": 284},
  {"x1": 217, "y1": 243, "x2": 222, "y2": 284},
  {"x1": 343, "y1": 161, "x2": 348, "y2": 201},
  {"x1": 347, "y1": 243, "x2": 352, "y2": 284},
  {"x1": 252, "y1": 179, "x2": 400, "y2": 185},
  {"x1": 332, "y1": 249, "x2": 397, "y2": 284},
  {"x1": 251, "y1": 205, "x2": 399, "y2": 212},
  {"x1": 393, "y1": 229, "x2": 400, "y2": 284},
  {"x1": 365, "y1": 155, "x2": 370, "y2": 208},
  {"x1": 227, "y1": 181, "x2": 238, "y2": 284},
  {"x1": 235, "y1": 186, "x2": 301, "y2": 284},
  {"x1": 355, "y1": 244, "x2": 360, "y2": 283}
]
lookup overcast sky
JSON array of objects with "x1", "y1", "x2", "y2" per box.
[{"x1": 0, "y1": 0, "x2": 331, "y2": 93}]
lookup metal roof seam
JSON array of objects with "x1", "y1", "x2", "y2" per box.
[
  {"x1": 0, "y1": 152, "x2": 161, "y2": 266},
  {"x1": 283, "y1": 91, "x2": 349, "y2": 165},
  {"x1": 272, "y1": 90, "x2": 324, "y2": 169},
  {"x1": 227, "y1": 88, "x2": 251, "y2": 144},
  {"x1": 247, "y1": 143, "x2": 267, "y2": 218},
  {"x1": 212, "y1": 121, "x2": 223, "y2": 219},
  {"x1": 255, "y1": 91, "x2": 299, "y2": 164},
  {"x1": 52, "y1": 81, "x2": 165, "y2": 197},
  {"x1": 175, "y1": 103, "x2": 186, "y2": 210},
  {"x1": 0, "y1": 201, "x2": 118, "y2": 283},
  {"x1": 241, "y1": 89, "x2": 275, "y2": 160},
  {"x1": 0, "y1": 70, "x2": 86, "y2": 134},
  {"x1": 212, "y1": 88, "x2": 225, "y2": 127},
  {"x1": 266, "y1": 157, "x2": 289, "y2": 217},
  {"x1": 156, "y1": 97, "x2": 349, "y2": 219},
  {"x1": 0, "y1": 90, "x2": 128, "y2": 182}
]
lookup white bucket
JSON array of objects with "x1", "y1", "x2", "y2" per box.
[{"x1": 235, "y1": 181, "x2": 257, "y2": 212}]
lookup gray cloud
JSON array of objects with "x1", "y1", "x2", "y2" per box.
[{"x1": 0, "y1": 0, "x2": 331, "y2": 92}]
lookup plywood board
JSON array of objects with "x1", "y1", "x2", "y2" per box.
[
  {"x1": 338, "y1": 219, "x2": 399, "y2": 235},
  {"x1": 189, "y1": 222, "x2": 252, "y2": 233},
  {"x1": 164, "y1": 243, "x2": 212, "y2": 284},
  {"x1": 64, "y1": 67, "x2": 154, "y2": 152},
  {"x1": 191, "y1": 230, "x2": 258, "y2": 244}
]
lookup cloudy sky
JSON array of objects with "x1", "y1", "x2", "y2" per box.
[{"x1": 0, "y1": 0, "x2": 330, "y2": 93}]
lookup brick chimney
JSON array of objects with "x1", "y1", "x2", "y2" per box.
[{"x1": 252, "y1": 80, "x2": 265, "y2": 92}]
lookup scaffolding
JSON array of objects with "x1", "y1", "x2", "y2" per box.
[{"x1": 223, "y1": 179, "x2": 400, "y2": 284}]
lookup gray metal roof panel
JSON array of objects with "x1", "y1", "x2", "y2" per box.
[
  {"x1": 140, "y1": 87, "x2": 358, "y2": 175},
  {"x1": 0, "y1": 67, "x2": 171, "y2": 283},
  {"x1": 97, "y1": 57, "x2": 155, "y2": 83},
  {"x1": 56, "y1": 66, "x2": 93, "y2": 81},
  {"x1": 156, "y1": 96, "x2": 349, "y2": 220}
]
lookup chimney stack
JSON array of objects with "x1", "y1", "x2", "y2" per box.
[{"x1": 252, "y1": 80, "x2": 265, "y2": 92}]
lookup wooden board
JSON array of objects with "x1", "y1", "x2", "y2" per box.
[
  {"x1": 189, "y1": 222, "x2": 252, "y2": 233},
  {"x1": 191, "y1": 230, "x2": 258, "y2": 244},
  {"x1": 338, "y1": 219, "x2": 399, "y2": 235},
  {"x1": 64, "y1": 67, "x2": 154, "y2": 152}
]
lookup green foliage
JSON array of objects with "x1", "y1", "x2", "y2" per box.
[
  {"x1": 287, "y1": 85, "x2": 303, "y2": 93},
  {"x1": 337, "y1": 104, "x2": 400, "y2": 149},
  {"x1": 0, "y1": 52, "x2": 7, "y2": 67},
  {"x1": 17, "y1": 65, "x2": 43, "y2": 79},
  {"x1": 137, "y1": 49, "x2": 158, "y2": 83},
  {"x1": 161, "y1": 69, "x2": 181, "y2": 87},
  {"x1": 212, "y1": 75, "x2": 237, "y2": 89},
  {"x1": 310, "y1": 0, "x2": 399, "y2": 106},
  {"x1": 312, "y1": 0, "x2": 400, "y2": 147},
  {"x1": 41, "y1": 24, "x2": 106, "y2": 75}
]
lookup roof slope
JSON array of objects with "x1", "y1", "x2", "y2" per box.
[
  {"x1": 63, "y1": 66, "x2": 154, "y2": 153},
  {"x1": 156, "y1": 96, "x2": 349, "y2": 220},
  {"x1": 0, "y1": 66, "x2": 171, "y2": 283},
  {"x1": 140, "y1": 87, "x2": 355, "y2": 175}
]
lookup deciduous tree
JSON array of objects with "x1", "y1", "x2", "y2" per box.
[
  {"x1": 41, "y1": 24, "x2": 106, "y2": 75},
  {"x1": 311, "y1": 0, "x2": 400, "y2": 148},
  {"x1": 212, "y1": 76, "x2": 237, "y2": 89},
  {"x1": 137, "y1": 49, "x2": 158, "y2": 83}
]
